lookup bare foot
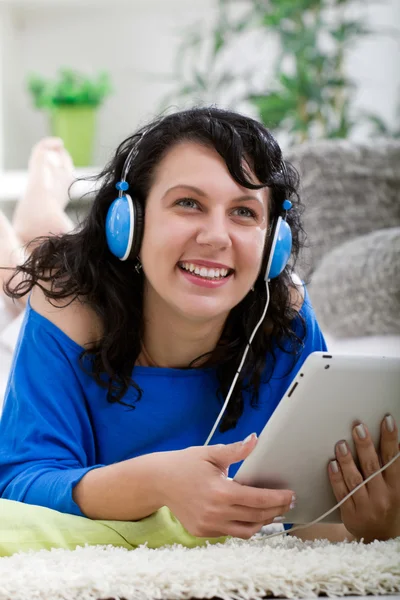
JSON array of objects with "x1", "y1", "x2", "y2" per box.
[{"x1": 13, "y1": 137, "x2": 75, "y2": 245}]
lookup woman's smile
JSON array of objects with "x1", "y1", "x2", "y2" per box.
[{"x1": 177, "y1": 260, "x2": 234, "y2": 288}]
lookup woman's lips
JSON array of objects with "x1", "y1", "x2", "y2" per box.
[{"x1": 177, "y1": 265, "x2": 233, "y2": 289}]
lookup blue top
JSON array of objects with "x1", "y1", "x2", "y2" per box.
[{"x1": 0, "y1": 286, "x2": 327, "y2": 518}]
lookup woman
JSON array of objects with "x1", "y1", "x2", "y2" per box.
[{"x1": 0, "y1": 107, "x2": 399, "y2": 546}]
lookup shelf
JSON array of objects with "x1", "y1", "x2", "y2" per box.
[{"x1": 0, "y1": 167, "x2": 102, "y2": 203}]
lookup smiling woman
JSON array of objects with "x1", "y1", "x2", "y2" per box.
[{"x1": 0, "y1": 107, "x2": 398, "y2": 548}]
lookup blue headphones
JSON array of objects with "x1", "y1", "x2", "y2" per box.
[{"x1": 105, "y1": 142, "x2": 292, "y2": 281}]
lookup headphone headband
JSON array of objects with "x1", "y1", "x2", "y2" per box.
[{"x1": 120, "y1": 138, "x2": 143, "y2": 192}]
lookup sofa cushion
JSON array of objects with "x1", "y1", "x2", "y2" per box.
[
  {"x1": 285, "y1": 139, "x2": 400, "y2": 280},
  {"x1": 307, "y1": 227, "x2": 400, "y2": 338}
]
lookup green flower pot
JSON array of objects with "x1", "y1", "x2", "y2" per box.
[{"x1": 50, "y1": 105, "x2": 97, "y2": 167}]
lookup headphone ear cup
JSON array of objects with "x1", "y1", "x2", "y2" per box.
[
  {"x1": 106, "y1": 194, "x2": 143, "y2": 262},
  {"x1": 264, "y1": 217, "x2": 292, "y2": 280}
]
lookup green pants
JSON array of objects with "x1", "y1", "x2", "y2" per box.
[{"x1": 0, "y1": 499, "x2": 226, "y2": 557}]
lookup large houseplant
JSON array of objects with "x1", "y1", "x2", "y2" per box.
[
  {"x1": 162, "y1": 0, "x2": 397, "y2": 144},
  {"x1": 28, "y1": 68, "x2": 112, "y2": 166}
]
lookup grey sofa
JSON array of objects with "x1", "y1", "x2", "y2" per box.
[{"x1": 286, "y1": 139, "x2": 400, "y2": 356}]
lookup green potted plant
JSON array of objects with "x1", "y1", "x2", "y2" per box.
[{"x1": 27, "y1": 68, "x2": 112, "y2": 166}]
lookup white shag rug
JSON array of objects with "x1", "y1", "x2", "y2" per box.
[{"x1": 1, "y1": 535, "x2": 399, "y2": 600}]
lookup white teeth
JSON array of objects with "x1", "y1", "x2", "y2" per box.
[{"x1": 179, "y1": 262, "x2": 230, "y2": 279}]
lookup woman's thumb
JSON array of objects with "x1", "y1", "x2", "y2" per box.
[{"x1": 207, "y1": 433, "x2": 258, "y2": 470}]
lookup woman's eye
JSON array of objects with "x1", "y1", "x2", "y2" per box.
[
  {"x1": 176, "y1": 198, "x2": 199, "y2": 210},
  {"x1": 232, "y1": 206, "x2": 257, "y2": 219}
]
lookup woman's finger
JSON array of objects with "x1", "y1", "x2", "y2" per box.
[
  {"x1": 226, "y1": 502, "x2": 292, "y2": 524},
  {"x1": 334, "y1": 439, "x2": 370, "y2": 509},
  {"x1": 380, "y1": 415, "x2": 400, "y2": 488},
  {"x1": 350, "y1": 423, "x2": 387, "y2": 500},
  {"x1": 328, "y1": 458, "x2": 356, "y2": 516}
]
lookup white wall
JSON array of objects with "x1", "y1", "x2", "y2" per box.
[
  {"x1": 346, "y1": 0, "x2": 400, "y2": 140},
  {"x1": 0, "y1": 0, "x2": 399, "y2": 170},
  {"x1": 0, "y1": 0, "x2": 216, "y2": 169}
]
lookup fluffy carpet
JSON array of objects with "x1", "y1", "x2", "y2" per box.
[{"x1": 1, "y1": 534, "x2": 399, "y2": 600}]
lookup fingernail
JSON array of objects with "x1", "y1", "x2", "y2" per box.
[
  {"x1": 355, "y1": 424, "x2": 366, "y2": 439},
  {"x1": 273, "y1": 516, "x2": 286, "y2": 523},
  {"x1": 290, "y1": 501, "x2": 296, "y2": 510},
  {"x1": 330, "y1": 460, "x2": 339, "y2": 473},
  {"x1": 242, "y1": 432, "x2": 257, "y2": 445},
  {"x1": 291, "y1": 494, "x2": 296, "y2": 504},
  {"x1": 385, "y1": 415, "x2": 395, "y2": 433},
  {"x1": 338, "y1": 441, "x2": 348, "y2": 456}
]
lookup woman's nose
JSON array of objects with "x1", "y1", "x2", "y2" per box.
[{"x1": 195, "y1": 213, "x2": 232, "y2": 249}]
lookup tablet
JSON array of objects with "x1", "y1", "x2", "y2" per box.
[{"x1": 234, "y1": 352, "x2": 400, "y2": 524}]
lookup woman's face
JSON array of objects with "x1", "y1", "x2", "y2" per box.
[{"x1": 140, "y1": 141, "x2": 269, "y2": 324}]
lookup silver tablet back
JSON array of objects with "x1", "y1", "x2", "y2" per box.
[{"x1": 234, "y1": 352, "x2": 400, "y2": 524}]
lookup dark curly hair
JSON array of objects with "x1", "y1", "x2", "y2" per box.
[{"x1": 5, "y1": 106, "x2": 307, "y2": 432}]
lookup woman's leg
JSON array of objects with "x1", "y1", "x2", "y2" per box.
[
  {"x1": 0, "y1": 215, "x2": 25, "y2": 408},
  {"x1": 1, "y1": 139, "x2": 77, "y2": 410},
  {"x1": 12, "y1": 137, "x2": 75, "y2": 246},
  {"x1": 0, "y1": 212, "x2": 25, "y2": 299},
  {"x1": 1, "y1": 137, "x2": 76, "y2": 306}
]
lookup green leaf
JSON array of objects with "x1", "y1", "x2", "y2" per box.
[
  {"x1": 365, "y1": 114, "x2": 391, "y2": 134},
  {"x1": 212, "y1": 29, "x2": 225, "y2": 55},
  {"x1": 278, "y1": 73, "x2": 299, "y2": 93},
  {"x1": 194, "y1": 71, "x2": 207, "y2": 90},
  {"x1": 261, "y1": 13, "x2": 283, "y2": 28},
  {"x1": 360, "y1": 111, "x2": 400, "y2": 138},
  {"x1": 330, "y1": 21, "x2": 371, "y2": 43},
  {"x1": 326, "y1": 107, "x2": 355, "y2": 138},
  {"x1": 251, "y1": 92, "x2": 297, "y2": 127}
]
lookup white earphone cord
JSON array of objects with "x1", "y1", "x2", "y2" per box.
[
  {"x1": 204, "y1": 280, "x2": 400, "y2": 539},
  {"x1": 204, "y1": 281, "x2": 271, "y2": 446}
]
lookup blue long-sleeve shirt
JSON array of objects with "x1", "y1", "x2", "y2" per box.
[{"x1": 0, "y1": 285, "x2": 327, "y2": 517}]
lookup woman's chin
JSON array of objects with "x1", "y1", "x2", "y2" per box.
[{"x1": 174, "y1": 297, "x2": 231, "y2": 323}]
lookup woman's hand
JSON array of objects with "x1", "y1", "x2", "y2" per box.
[
  {"x1": 155, "y1": 434, "x2": 295, "y2": 539},
  {"x1": 328, "y1": 415, "x2": 400, "y2": 543}
]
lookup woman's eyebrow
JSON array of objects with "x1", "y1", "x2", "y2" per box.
[
  {"x1": 163, "y1": 184, "x2": 207, "y2": 198},
  {"x1": 163, "y1": 184, "x2": 263, "y2": 203}
]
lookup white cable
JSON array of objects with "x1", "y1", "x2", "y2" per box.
[
  {"x1": 204, "y1": 280, "x2": 271, "y2": 446},
  {"x1": 261, "y1": 450, "x2": 400, "y2": 540}
]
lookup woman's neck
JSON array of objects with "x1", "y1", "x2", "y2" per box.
[{"x1": 140, "y1": 293, "x2": 227, "y2": 369}]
